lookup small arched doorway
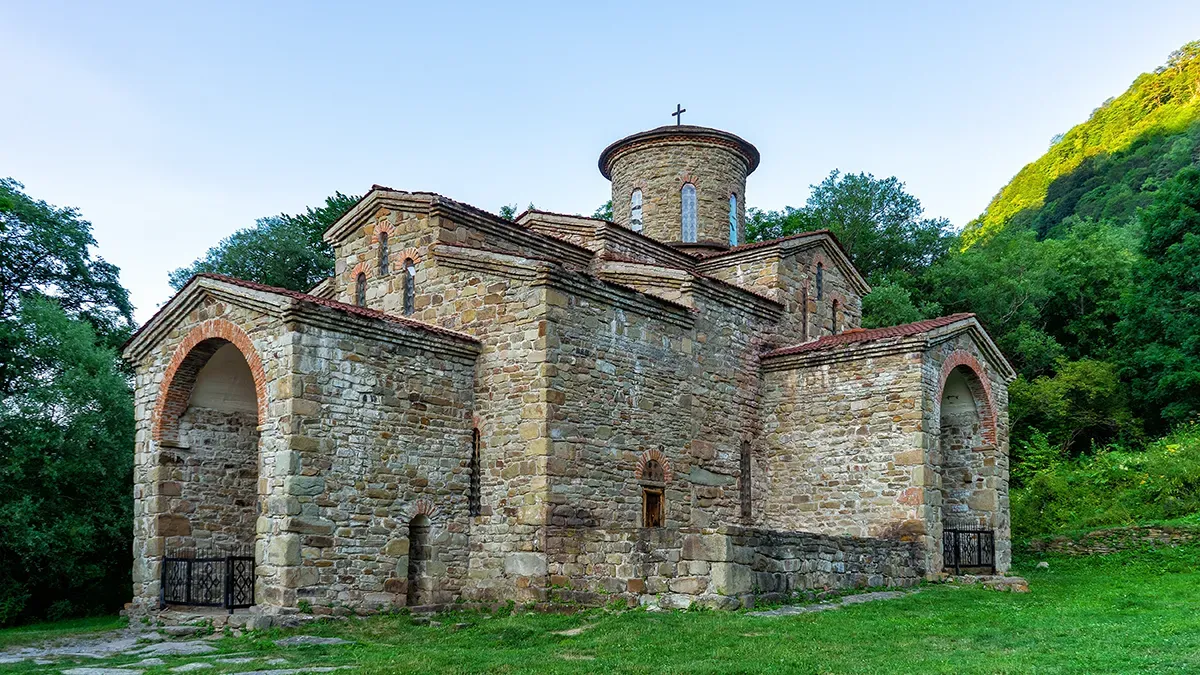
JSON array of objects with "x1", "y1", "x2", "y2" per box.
[
  {"x1": 406, "y1": 515, "x2": 432, "y2": 606},
  {"x1": 155, "y1": 334, "x2": 263, "y2": 554}
]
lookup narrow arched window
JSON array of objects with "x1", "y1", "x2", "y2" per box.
[
  {"x1": 801, "y1": 287, "x2": 810, "y2": 341},
  {"x1": 630, "y1": 190, "x2": 643, "y2": 233},
  {"x1": 832, "y1": 299, "x2": 841, "y2": 334},
  {"x1": 816, "y1": 263, "x2": 825, "y2": 301},
  {"x1": 378, "y1": 231, "x2": 390, "y2": 276},
  {"x1": 641, "y1": 459, "x2": 665, "y2": 528},
  {"x1": 354, "y1": 272, "x2": 367, "y2": 307},
  {"x1": 402, "y1": 258, "x2": 416, "y2": 315},
  {"x1": 729, "y1": 193, "x2": 738, "y2": 247},
  {"x1": 469, "y1": 428, "x2": 481, "y2": 516},
  {"x1": 681, "y1": 183, "x2": 697, "y2": 243}
]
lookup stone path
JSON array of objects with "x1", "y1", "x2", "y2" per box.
[
  {"x1": 747, "y1": 589, "x2": 918, "y2": 617},
  {"x1": 0, "y1": 628, "x2": 356, "y2": 675}
]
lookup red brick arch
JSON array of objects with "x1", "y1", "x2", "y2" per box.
[
  {"x1": 152, "y1": 319, "x2": 268, "y2": 444},
  {"x1": 371, "y1": 219, "x2": 395, "y2": 243},
  {"x1": 350, "y1": 260, "x2": 371, "y2": 280},
  {"x1": 938, "y1": 350, "x2": 998, "y2": 446},
  {"x1": 634, "y1": 448, "x2": 673, "y2": 483}
]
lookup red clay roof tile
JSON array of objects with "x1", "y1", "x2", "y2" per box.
[{"x1": 763, "y1": 313, "x2": 975, "y2": 358}]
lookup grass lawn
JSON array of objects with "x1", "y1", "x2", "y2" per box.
[
  {"x1": 2, "y1": 545, "x2": 1199, "y2": 673},
  {"x1": 0, "y1": 616, "x2": 125, "y2": 650}
]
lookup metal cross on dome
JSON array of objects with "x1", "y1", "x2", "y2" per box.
[{"x1": 672, "y1": 104, "x2": 686, "y2": 125}]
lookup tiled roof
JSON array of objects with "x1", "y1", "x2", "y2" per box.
[
  {"x1": 196, "y1": 274, "x2": 478, "y2": 342},
  {"x1": 697, "y1": 230, "x2": 836, "y2": 260},
  {"x1": 125, "y1": 273, "x2": 480, "y2": 351},
  {"x1": 762, "y1": 313, "x2": 975, "y2": 358}
]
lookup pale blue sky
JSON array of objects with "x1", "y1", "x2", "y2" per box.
[{"x1": 3, "y1": 1, "x2": 1198, "y2": 323}]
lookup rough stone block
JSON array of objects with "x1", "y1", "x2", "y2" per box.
[
  {"x1": 504, "y1": 552, "x2": 547, "y2": 577},
  {"x1": 267, "y1": 534, "x2": 301, "y2": 565},
  {"x1": 285, "y1": 476, "x2": 325, "y2": 496},
  {"x1": 711, "y1": 562, "x2": 752, "y2": 596},
  {"x1": 668, "y1": 576, "x2": 708, "y2": 595}
]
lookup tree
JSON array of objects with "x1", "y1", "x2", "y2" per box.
[
  {"x1": 801, "y1": 171, "x2": 953, "y2": 281},
  {"x1": 169, "y1": 192, "x2": 359, "y2": 292},
  {"x1": 1118, "y1": 167, "x2": 1200, "y2": 431},
  {"x1": 0, "y1": 179, "x2": 135, "y2": 624},
  {"x1": 0, "y1": 178, "x2": 131, "y2": 343},
  {"x1": 592, "y1": 200, "x2": 612, "y2": 221},
  {"x1": 745, "y1": 172, "x2": 953, "y2": 283},
  {"x1": 0, "y1": 298, "x2": 133, "y2": 624},
  {"x1": 1009, "y1": 359, "x2": 1138, "y2": 456}
]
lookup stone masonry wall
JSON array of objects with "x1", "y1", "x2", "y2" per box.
[
  {"x1": 281, "y1": 321, "x2": 477, "y2": 612},
  {"x1": 165, "y1": 407, "x2": 259, "y2": 552},
  {"x1": 729, "y1": 527, "x2": 923, "y2": 603},
  {"x1": 700, "y1": 243, "x2": 862, "y2": 349},
  {"x1": 129, "y1": 300, "x2": 293, "y2": 613},
  {"x1": 534, "y1": 526, "x2": 921, "y2": 610},
  {"x1": 759, "y1": 350, "x2": 928, "y2": 540},
  {"x1": 540, "y1": 271, "x2": 771, "y2": 599}
]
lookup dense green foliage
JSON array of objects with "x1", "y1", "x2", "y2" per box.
[
  {"x1": 169, "y1": 192, "x2": 359, "y2": 292},
  {"x1": 5, "y1": 546, "x2": 1200, "y2": 673},
  {"x1": 1013, "y1": 425, "x2": 1200, "y2": 539},
  {"x1": 1117, "y1": 167, "x2": 1200, "y2": 429},
  {"x1": 0, "y1": 180, "x2": 134, "y2": 625}
]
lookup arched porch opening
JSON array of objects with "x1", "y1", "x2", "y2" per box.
[
  {"x1": 937, "y1": 365, "x2": 995, "y2": 530},
  {"x1": 155, "y1": 336, "x2": 263, "y2": 554}
]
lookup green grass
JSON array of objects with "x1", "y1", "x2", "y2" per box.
[
  {"x1": 3, "y1": 545, "x2": 1200, "y2": 673},
  {"x1": 0, "y1": 615, "x2": 125, "y2": 649}
]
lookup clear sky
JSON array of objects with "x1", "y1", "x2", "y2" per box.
[{"x1": 3, "y1": 1, "x2": 1199, "y2": 323}]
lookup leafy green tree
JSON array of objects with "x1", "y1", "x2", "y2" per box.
[
  {"x1": 169, "y1": 192, "x2": 359, "y2": 292},
  {"x1": 745, "y1": 206, "x2": 809, "y2": 243},
  {"x1": 801, "y1": 171, "x2": 953, "y2": 281},
  {"x1": 1118, "y1": 167, "x2": 1200, "y2": 431},
  {"x1": 0, "y1": 179, "x2": 135, "y2": 624},
  {"x1": 0, "y1": 298, "x2": 133, "y2": 624},
  {"x1": 746, "y1": 172, "x2": 953, "y2": 283},
  {"x1": 1009, "y1": 359, "x2": 1138, "y2": 455},
  {"x1": 0, "y1": 178, "x2": 131, "y2": 343},
  {"x1": 498, "y1": 204, "x2": 518, "y2": 221},
  {"x1": 860, "y1": 278, "x2": 937, "y2": 329}
]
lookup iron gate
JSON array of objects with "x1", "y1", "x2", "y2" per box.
[
  {"x1": 942, "y1": 528, "x2": 995, "y2": 575},
  {"x1": 161, "y1": 547, "x2": 255, "y2": 612}
]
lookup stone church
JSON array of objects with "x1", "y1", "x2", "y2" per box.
[{"x1": 124, "y1": 123, "x2": 1014, "y2": 616}]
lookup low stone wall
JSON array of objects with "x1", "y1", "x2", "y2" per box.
[
  {"x1": 729, "y1": 528, "x2": 924, "y2": 605},
  {"x1": 1028, "y1": 526, "x2": 1200, "y2": 556},
  {"x1": 540, "y1": 525, "x2": 924, "y2": 610}
]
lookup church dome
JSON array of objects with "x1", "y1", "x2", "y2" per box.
[{"x1": 599, "y1": 124, "x2": 760, "y2": 254}]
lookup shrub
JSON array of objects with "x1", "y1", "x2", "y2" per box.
[{"x1": 1012, "y1": 422, "x2": 1200, "y2": 539}]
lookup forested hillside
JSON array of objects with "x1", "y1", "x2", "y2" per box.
[
  {"x1": 965, "y1": 41, "x2": 1200, "y2": 243},
  {"x1": 750, "y1": 42, "x2": 1200, "y2": 538}
]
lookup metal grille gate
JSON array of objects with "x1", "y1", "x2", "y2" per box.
[
  {"x1": 161, "y1": 546, "x2": 255, "y2": 612},
  {"x1": 942, "y1": 528, "x2": 996, "y2": 575}
]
